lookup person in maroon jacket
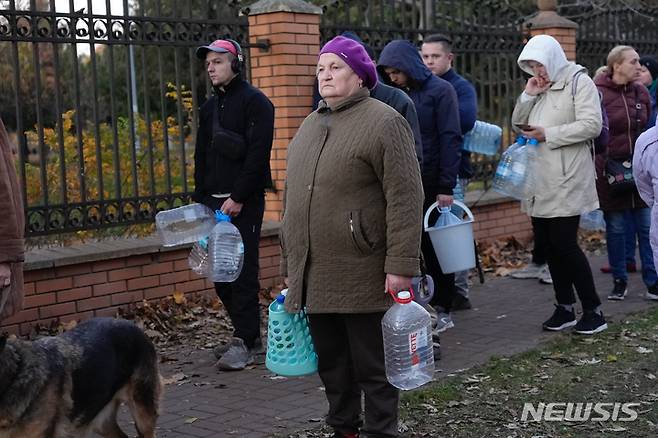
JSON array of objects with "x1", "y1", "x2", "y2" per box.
[{"x1": 595, "y1": 45, "x2": 656, "y2": 301}]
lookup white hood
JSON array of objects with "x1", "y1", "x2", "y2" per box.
[{"x1": 517, "y1": 34, "x2": 570, "y2": 82}]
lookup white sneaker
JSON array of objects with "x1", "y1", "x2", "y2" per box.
[
  {"x1": 434, "y1": 312, "x2": 454, "y2": 333},
  {"x1": 538, "y1": 265, "x2": 553, "y2": 285},
  {"x1": 511, "y1": 263, "x2": 546, "y2": 279}
]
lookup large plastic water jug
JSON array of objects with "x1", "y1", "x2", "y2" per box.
[
  {"x1": 208, "y1": 211, "x2": 244, "y2": 283},
  {"x1": 423, "y1": 200, "x2": 476, "y2": 274},
  {"x1": 155, "y1": 203, "x2": 216, "y2": 247},
  {"x1": 382, "y1": 290, "x2": 434, "y2": 390},
  {"x1": 188, "y1": 237, "x2": 210, "y2": 276},
  {"x1": 462, "y1": 120, "x2": 503, "y2": 155},
  {"x1": 580, "y1": 209, "x2": 606, "y2": 231},
  {"x1": 492, "y1": 137, "x2": 537, "y2": 200},
  {"x1": 265, "y1": 290, "x2": 318, "y2": 377}
]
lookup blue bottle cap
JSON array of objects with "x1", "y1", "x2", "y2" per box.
[
  {"x1": 515, "y1": 136, "x2": 527, "y2": 145},
  {"x1": 276, "y1": 294, "x2": 285, "y2": 304},
  {"x1": 215, "y1": 210, "x2": 231, "y2": 222},
  {"x1": 527, "y1": 138, "x2": 539, "y2": 145}
]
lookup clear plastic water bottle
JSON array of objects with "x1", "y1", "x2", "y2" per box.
[
  {"x1": 382, "y1": 290, "x2": 434, "y2": 390},
  {"x1": 208, "y1": 210, "x2": 244, "y2": 282},
  {"x1": 580, "y1": 209, "x2": 606, "y2": 231},
  {"x1": 452, "y1": 179, "x2": 465, "y2": 202},
  {"x1": 188, "y1": 237, "x2": 209, "y2": 276},
  {"x1": 493, "y1": 136, "x2": 535, "y2": 200},
  {"x1": 155, "y1": 203, "x2": 216, "y2": 247},
  {"x1": 463, "y1": 120, "x2": 503, "y2": 155}
]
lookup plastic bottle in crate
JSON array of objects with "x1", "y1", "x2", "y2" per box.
[{"x1": 382, "y1": 290, "x2": 434, "y2": 390}]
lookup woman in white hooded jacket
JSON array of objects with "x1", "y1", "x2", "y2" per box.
[{"x1": 512, "y1": 35, "x2": 606, "y2": 335}]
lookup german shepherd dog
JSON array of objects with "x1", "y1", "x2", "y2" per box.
[{"x1": 0, "y1": 318, "x2": 162, "y2": 437}]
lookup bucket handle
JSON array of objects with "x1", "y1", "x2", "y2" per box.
[{"x1": 423, "y1": 200, "x2": 474, "y2": 230}]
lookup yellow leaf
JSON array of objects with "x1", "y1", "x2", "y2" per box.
[
  {"x1": 606, "y1": 354, "x2": 618, "y2": 362},
  {"x1": 173, "y1": 290, "x2": 186, "y2": 305}
]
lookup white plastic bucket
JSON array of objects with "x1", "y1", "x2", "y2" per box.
[{"x1": 423, "y1": 200, "x2": 475, "y2": 274}]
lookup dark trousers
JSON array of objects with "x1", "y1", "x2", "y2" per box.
[
  {"x1": 208, "y1": 195, "x2": 264, "y2": 348},
  {"x1": 531, "y1": 218, "x2": 549, "y2": 265},
  {"x1": 532, "y1": 216, "x2": 601, "y2": 310},
  {"x1": 308, "y1": 313, "x2": 399, "y2": 438},
  {"x1": 421, "y1": 195, "x2": 456, "y2": 312}
]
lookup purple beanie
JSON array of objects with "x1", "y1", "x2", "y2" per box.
[{"x1": 319, "y1": 36, "x2": 378, "y2": 89}]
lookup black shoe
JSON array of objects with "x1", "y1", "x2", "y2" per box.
[
  {"x1": 451, "y1": 294, "x2": 472, "y2": 311},
  {"x1": 542, "y1": 305, "x2": 577, "y2": 331},
  {"x1": 574, "y1": 310, "x2": 608, "y2": 335},
  {"x1": 433, "y1": 332, "x2": 441, "y2": 361},
  {"x1": 607, "y1": 279, "x2": 627, "y2": 301}
]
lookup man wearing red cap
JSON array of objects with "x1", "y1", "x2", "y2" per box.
[{"x1": 194, "y1": 39, "x2": 274, "y2": 371}]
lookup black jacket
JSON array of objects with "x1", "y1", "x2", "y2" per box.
[{"x1": 193, "y1": 76, "x2": 274, "y2": 205}]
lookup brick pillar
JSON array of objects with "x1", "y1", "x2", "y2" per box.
[
  {"x1": 246, "y1": 0, "x2": 323, "y2": 221},
  {"x1": 524, "y1": 0, "x2": 578, "y2": 60}
]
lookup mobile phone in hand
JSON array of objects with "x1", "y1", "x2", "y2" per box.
[{"x1": 515, "y1": 124, "x2": 533, "y2": 131}]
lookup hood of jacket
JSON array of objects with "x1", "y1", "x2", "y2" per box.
[
  {"x1": 377, "y1": 40, "x2": 432, "y2": 87},
  {"x1": 517, "y1": 34, "x2": 570, "y2": 83}
]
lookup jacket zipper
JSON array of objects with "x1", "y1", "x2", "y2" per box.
[
  {"x1": 622, "y1": 85, "x2": 632, "y2": 157},
  {"x1": 349, "y1": 212, "x2": 359, "y2": 249},
  {"x1": 621, "y1": 85, "x2": 635, "y2": 208}
]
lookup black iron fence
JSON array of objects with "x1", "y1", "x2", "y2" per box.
[
  {"x1": 560, "y1": 3, "x2": 658, "y2": 73},
  {"x1": 318, "y1": 0, "x2": 534, "y2": 190},
  {"x1": 5, "y1": 0, "x2": 657, "y2": 236},
  {"x1": 1, "y1": 0, "x2": 250, "y2": 236}
]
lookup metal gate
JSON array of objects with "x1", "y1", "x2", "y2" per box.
[
  {"x1": 319, "y1": 0, "x2": 533, "y2": 189},
  {"x1": 1, "y1": 0, "x2": 249, "y2": 236}
]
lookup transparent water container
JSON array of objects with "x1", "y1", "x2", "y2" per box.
[
  {"x1": 382, "y1": 290, "x2": 434, "y2": 390},
  {"x1": 208, "y1": 211, "x2": 244, "y2": 283},
  {"x1": 580, "y1": 209, "x2": 606, "y2": 231},
  {"x1": 155, "y1": 203, "x2": 216, "y2": 247},
  {"x1": 188, "y1": 238, "x2": 210, "y2": 276},
  {"x1": 453, "y1": 179, "x2": 465, "y2": 202},
  {"x1": 462, "y1": 120, "x2": 503, "y2": 155},
  {"x1": 492, "y1": 137, "x2": 537, "y2": 200}
]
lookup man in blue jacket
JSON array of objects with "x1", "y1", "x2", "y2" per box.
[
  {"x1": 378, "y1": 40, "x2": 462, "y2": 339},
  {"x1": 422, "y1": 34, "x2": 477, "y2": 311}
]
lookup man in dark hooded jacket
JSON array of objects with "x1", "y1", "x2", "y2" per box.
[
  {"x1": 312, "y1": 32, "x2": 423, "y2": 168},
  {"x1": 378, "y1": 39, "x2": 462, "y2": 338}
]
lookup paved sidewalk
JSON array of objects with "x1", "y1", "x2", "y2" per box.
[{"x1": 120, "y1": 254, "x2": 657, "y2": 437}]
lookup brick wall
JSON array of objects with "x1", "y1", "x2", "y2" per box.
[
  {"x1": 529, "y1": 27, "x2": 577, "y2": 60},
  {"x1": 471, "y1": 199, "x2": 532, "y2": 243},
  {"x1": 0, "y1": 236, "x2": 282, "y2": 336},
  {"x1": 247, "y1": 10, "x2": 321, "y2": 222}
]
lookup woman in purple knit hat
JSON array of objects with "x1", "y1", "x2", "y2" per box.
[{"x1": 281, "y1": 36, "x2": 424, "y2": 438}]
